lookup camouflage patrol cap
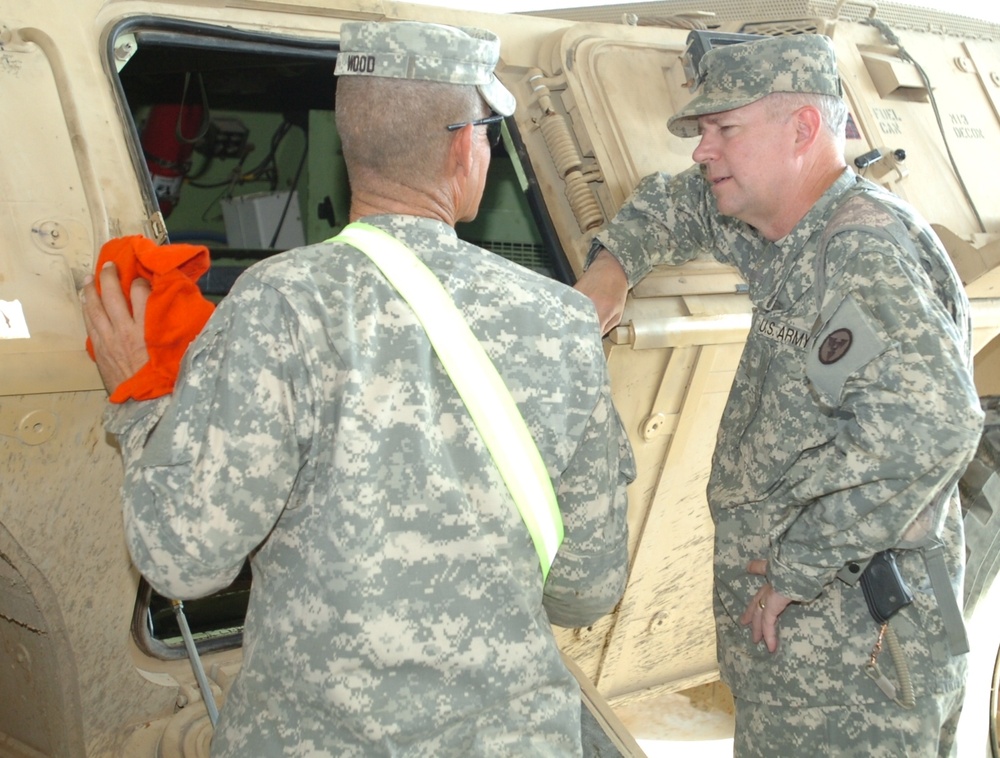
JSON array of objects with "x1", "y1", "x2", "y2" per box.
[
  {"x1": 667, "y1": 34, "x2": 842, "y2": 138},
  {"x1": 335, "y1": 21, "x2": 515, "y2": 117}
]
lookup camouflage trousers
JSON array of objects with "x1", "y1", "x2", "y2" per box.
[{"x1": 733, "y1": 687, "x2": 964, "y2": 757}]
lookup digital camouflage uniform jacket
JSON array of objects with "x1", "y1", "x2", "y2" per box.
[
  {"x1": 594, "y1": 166, "x2": 983, "y2": 706},
  {"x1": 106, "y1": 215, "x2": 635, "y2": 756}
]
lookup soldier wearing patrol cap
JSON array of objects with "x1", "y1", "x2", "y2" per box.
[
  {"x1": 577, "y1": 33, "x2": 983, "y2": 757},
  {"x1": 84, "y1": 19, "x2": 633, "y2": 757}
]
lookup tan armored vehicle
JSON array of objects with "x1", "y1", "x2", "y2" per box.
[{"x1": 2, "y1": 0, "x2": 999, "y2": 756}]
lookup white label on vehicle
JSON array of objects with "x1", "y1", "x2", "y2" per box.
[{"x1": 0, "y1": 300, "x2": 30, "y2": 339}]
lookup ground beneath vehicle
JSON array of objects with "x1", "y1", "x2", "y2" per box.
[{"x1": 2, "y1": 0, "x2": 999, "y2": 756}]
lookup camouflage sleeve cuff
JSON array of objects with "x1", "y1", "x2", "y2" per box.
[
  {"x1": 585, "y1": 235, "x2": 648, "y2": 289},
  {"x1": 103, "y1": 396, "x2": 171, "y2": 465},
  {"x1": 587, "y1": 172, "x2": 672, "y2": 287},
  {"x1": 544, "y1": 542, "x2": 628, "y2": 627},
  {"x1": 767, "y1": 553, "x2": 827, "y2": 603},
  {"x1": 587, "y1": 168, "x2": 714, "y2": 287}
]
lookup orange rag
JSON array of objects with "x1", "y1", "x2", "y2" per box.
[{"x1": 86, "y1": 235, "x2": 216, "y2": 403}]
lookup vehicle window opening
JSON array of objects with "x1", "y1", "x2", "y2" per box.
[{"x1": 110, "y1": 17, "x2": 568, "y2": 659}]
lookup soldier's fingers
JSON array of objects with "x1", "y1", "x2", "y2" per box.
[
  {"x1": 97, "y1": 262, "x2": 135, "y2": 324},
  {"x1": 130, "y1": 277, "x2": 151, "y2": 326},
  {"x1": 746, "y1": 559, "x2": 768, "y2": 576},
  {"x1": 80, "y1": 274, "x2": 110, "y2": 335},
  {"x1": 739, "y1": 603, "x2": 753, "y2": 626},
  {"x1": 762, "y1": 617, "x2": 780, "y2": 653},
  {"x1": 750, "y1": 612, "x2": 765, "y2": 645},
  {"x1": 740, "y1": 589, "x2": 766, "y2": 628}
]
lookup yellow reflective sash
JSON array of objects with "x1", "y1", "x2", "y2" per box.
[{"x1": 331, "y1": 223, "x2": 564, "y2": 580}]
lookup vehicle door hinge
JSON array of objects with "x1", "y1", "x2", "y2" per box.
[
  {"x1": 149, "y1": 211, "x2": 168, "y2": 243},
  {"x1": 526, "y1": 69, "x2": 604, "y2": 233}
]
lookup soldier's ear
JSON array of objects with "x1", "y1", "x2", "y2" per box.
[
  {"x1": 792, "y1": 105, "x2": 823, "y2": 153},
  {"x1": 447, "y1": 122, "x2": 477, "y2": 178}
]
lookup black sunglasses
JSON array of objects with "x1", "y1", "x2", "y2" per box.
[{"x1": 446, "y1": 113, "x2": 504, "y2": 148}]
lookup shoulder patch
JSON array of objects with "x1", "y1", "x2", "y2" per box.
[
  {"x1": 807, "y1": 294, "x2": 889, "y2": 404},
  {"x1": 818, "y1": 328, "x2": 852, "y2": 364}
]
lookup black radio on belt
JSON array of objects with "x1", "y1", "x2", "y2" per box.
[{"x1": 859, "y1": 550, "x2": 914, "y2": 624}]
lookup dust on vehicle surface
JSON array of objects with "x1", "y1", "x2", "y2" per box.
[{"x1": 1, "y1": 1, "x2": 999, "y2": 756}]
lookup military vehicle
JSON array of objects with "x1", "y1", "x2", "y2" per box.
[{"x1": 2, "y1": 0, "x2": 999, "y2": 755}]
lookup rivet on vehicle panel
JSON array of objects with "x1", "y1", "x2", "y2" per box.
[
  {"x1": 31, "y1": 220, "x2": 69, "y2": 251},
  {"x1": 642, "y1": 413, "x2": 665, "y2": 441},
  {"x1": 17, "y1": 410, "x2": 57, "y2": 445}
]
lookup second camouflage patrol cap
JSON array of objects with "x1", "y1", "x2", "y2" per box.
[
  {"x1": 335, "y1": 21, "x2": 516, "y2": 117},
  {"x1": 667, "y1": 34, "x2": 842, "y2": 138}
]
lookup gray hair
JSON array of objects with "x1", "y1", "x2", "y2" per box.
[
  {"x1": 336, "y1": 76, "x2": 486, "y2": 185},
  {"x1": 765, "y1": 91, "x2": 848, "y2": 148}
]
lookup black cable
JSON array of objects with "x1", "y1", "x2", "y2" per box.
[
  {"x1": 864, "y1": 18, "x2": 987, "y2": 233},
  {"x1": 268, "y1": 130, "x2": 308, "y2": 249},
  {"x1": 176, "y1": 72, "x2": 211, "y2": 144}
]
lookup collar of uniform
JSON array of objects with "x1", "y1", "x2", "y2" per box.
[
  {"x1": 754, "y1": 168, "x2": 857, "y2": 312},
  {"x1": 782, "y1": 167, "x2": 858, "y2": 250},
  {"x1": 351, "y1": 214, "x2": 460, "y2": 255}
]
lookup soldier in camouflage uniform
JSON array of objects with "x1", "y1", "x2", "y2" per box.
[
  {"x1": 576, "y1": 34, "x2": 984, "y2": 757},
  {"x1": 82, "y1": 20, "x2": 634, "y2": 757}
]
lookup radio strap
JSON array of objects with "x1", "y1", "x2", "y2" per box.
[{"x1": 331, "y1": 222, "x2": 564, "y2": 580}]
